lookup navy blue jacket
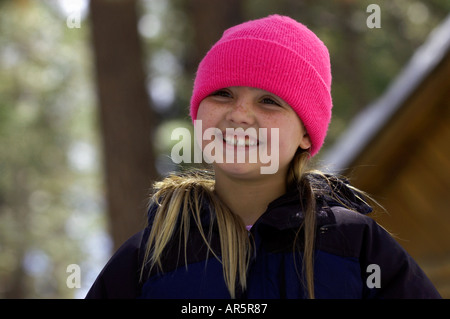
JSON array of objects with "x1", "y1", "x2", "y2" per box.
[{"x1": 86, "y1": 178, "x2": 441, "y2": 299}]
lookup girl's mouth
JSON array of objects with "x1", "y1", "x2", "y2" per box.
[{"x1": 223, "y1": 135, "x2": 259, "y2": 147}]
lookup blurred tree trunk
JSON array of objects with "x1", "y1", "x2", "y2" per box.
[
  {"x1": 335, "y1": 1, "x2": 366, "y2": 113},
  {"x1": 182, "y1": 0, "x2": 244, "y2": 75},
  {"x1": 90, "y1": 0, "x2": 158, "y2": 251}
]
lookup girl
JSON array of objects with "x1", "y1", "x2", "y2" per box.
[{"x1": 86, "y1": 15, "x2": 440, "y2": 299}]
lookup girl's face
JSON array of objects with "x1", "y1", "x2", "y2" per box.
[{"x1": 196, "y1": 86, "x2": 311, "y2": 179}]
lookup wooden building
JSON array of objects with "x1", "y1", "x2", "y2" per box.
[{"x1": 322, "y1": 15, "x2": 450, "y2": 298}]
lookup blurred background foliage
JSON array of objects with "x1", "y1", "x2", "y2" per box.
[{"x1": 0, "y1": 0, "x2": 448, "y2": 298}]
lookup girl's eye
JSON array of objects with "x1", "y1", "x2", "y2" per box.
[
  {"x1": 261, "y1": 97, "x2": 280, "y2": 106},
  {"x1": 211, "y1": 90, "x2": 232, "y2": 98}
]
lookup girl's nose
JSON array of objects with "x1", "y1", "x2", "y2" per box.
[{"x1": 225, "y1": 98, "x2": 255, "y2": 126}]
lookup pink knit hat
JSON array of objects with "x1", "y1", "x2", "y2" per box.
[{"x1": 190, "y1": 15, "x2": 332, "y2": 157}]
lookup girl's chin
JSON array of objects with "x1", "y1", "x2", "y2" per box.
[{"x1": 212, "y1": 162, "x2": 263, "y2": 178}]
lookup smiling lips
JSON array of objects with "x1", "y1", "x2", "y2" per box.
[
  {"x1": 221, "y1": 129, "x2": 260, "y2": 147},
  {"x1": 223, "y1": 135, "x2": 259, "y2": 147},
  {"x1": 188, "y1": 120, "x2": 280, "y2": 174}
]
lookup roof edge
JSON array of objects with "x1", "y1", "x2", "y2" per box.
[{"x1": 321, "y1": 14, "x2": 450, "y2": 173}]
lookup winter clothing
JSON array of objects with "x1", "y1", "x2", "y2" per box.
[
  {"x1": 86, "y1": 176, "x2": 441, "y2": 299},
  {"x1": 190, "y1": 15, "x2": 332, "y2": 157}
]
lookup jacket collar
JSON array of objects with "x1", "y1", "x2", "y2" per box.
[
  {"x1": 253, "y1": 174, "x2": 373, "y2": 231},
  {"x1": 148, "y1": 174, "x2": 373, "y2": 232}
]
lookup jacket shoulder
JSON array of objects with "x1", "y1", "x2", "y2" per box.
[
  {"x1": 318, "y1": 206, "x2": 441, "y2": 298},
  {"x1": 85, "y1": 229, "x2": 148, "y2": 298},
  {"x1": 317, "y1": 206, "x2": 375, "y2": 257}
]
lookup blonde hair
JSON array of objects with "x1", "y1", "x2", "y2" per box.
[
  {"x1": 140, "y1": 150, "x2": 356, "y2": 299},
  {"x1": 140, "y1": 169, "x2": 251, "y2": 297}
]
